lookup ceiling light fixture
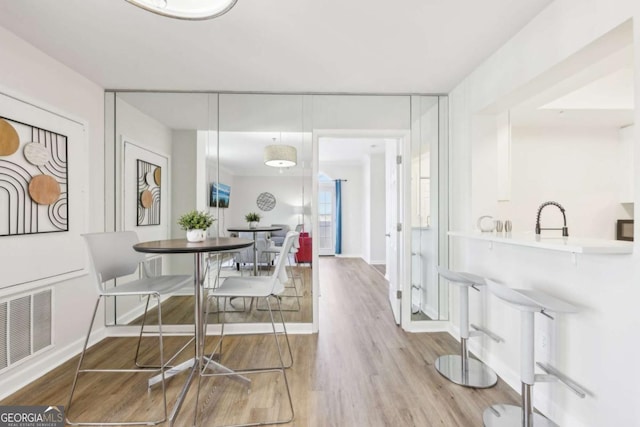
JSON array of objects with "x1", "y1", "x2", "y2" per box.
[
  {"x1": 125, "y1": 0, "x2": 238, "y2": 20},
  {"x1": 264, "y1": 138, "x2": 297, "y2": 169}
]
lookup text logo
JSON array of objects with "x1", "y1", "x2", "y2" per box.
[{"x1": 0, "y1": 406, "x2": 64, "y2": 427}]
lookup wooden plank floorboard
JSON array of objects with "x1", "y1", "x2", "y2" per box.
[{"x1": 1, "y1": 256, "x2": 519, "y2": 426}]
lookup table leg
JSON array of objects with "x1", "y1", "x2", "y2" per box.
[{"x1": 252, "y1": 231, "x2": 258, "y2": 275}]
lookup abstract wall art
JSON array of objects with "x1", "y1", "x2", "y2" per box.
[
  {"x1": 136, "y1": 159, "x2": 161, "y2": 226},
  {"x1": 0, "y1": 116, "x2": 68, "y2": 236}
]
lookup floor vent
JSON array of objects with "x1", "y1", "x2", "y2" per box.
[{"x1": 0, "y1": 289, "x2": 52, "y2": 371}]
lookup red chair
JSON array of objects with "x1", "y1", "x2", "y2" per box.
[{"x1": 295, "y1": 232, "x2": 312, "y2": 265}]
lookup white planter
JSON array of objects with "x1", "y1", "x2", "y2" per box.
[
  {"x1": 249, "y1": 221, "x2": 258, "y2": 229},
  {"x1": 186, "y1": 229, "x2": 207, "y2": 242}
]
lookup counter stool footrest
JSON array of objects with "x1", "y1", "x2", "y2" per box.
[
  {"x1": 536, "y1": 362, "x2": 588, "y2": 398},
  {"x1": 470, "y1": 323, "x2": 503, "y2": 343}
]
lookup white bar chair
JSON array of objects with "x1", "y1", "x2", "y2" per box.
[
  {"x1": 436, "y1": 266, "x2": 502, "y2": 388},
  {"x1": 483, "y1": 279, "x2": 587, "y2": 427},
  {"x1": 67, "y1": 231, "x2": 192, "y2": 426}
]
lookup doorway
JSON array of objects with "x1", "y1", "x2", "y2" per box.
[{"x1": 317, "y1": 134, "x2": 404, "y2": 325}]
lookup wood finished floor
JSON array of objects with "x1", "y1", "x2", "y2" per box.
[{"x1": 1, "y1": 257, "x2": 519, "y2": 426}]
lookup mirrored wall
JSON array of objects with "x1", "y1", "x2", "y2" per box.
[{"x1": 104, "y1": 91, "x2": 448, "y2": 330}]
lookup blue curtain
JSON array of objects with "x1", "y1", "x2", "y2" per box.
[{"x1": 335, "y1": 180, "x2": 342, "y2": 254}]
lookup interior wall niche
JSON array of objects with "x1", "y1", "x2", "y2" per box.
[{"x1": 483, "y1": 22, "x2": 635, "y2": 240}]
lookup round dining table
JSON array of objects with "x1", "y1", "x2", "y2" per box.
[
  {"x1": 227, "y1": 226, "x2": 282, "y2": 275},
  {"x1": 133, "y1": 236, "x2": 253, "y2": 424}
]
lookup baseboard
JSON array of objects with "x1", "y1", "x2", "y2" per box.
[
  {"x1": 403, "y1": 320, "x2": 450, "y2": 333},
  {"x1": 0, "y1": 327, "x2": 107, "y2": 401},
  {"x1": 369, "y1": 260, "x2": 385, "y2": 266},
  {"x1": 423, "y1": 303, "x2": 439, "y2": 321}
]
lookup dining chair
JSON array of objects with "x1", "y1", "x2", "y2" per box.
[
  {"x1": 260, "y1": 235, "x2": 302, "y2": 311},
  {"x1": 199, "y1": 231, "x2": 299, "y2": 426},
  {"x1": 66, "y1": 231, "x2": 192, "y2": 426}
]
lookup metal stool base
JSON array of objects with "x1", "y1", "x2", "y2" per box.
[
  {"x1": 483, "y1": 404, "x2": 557, "y2": 427},
  {"x1": 435, "y1": 354, "x2": 498, "y2": 389}
]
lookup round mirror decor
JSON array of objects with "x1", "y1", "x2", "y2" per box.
[{"x1": 256, "y1": 192, "x2": 276, "y2": 211}]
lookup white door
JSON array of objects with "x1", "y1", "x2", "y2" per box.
[
  {"x1": 385, "y1": 139, "x2": 402, "y2": 324},
  {"x1": 318, "y1": 183, "x2": 335, "y2": 256}
]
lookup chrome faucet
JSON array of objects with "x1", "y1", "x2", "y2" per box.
[{"x1": 535, "y1": 201, "x2": 568, "y2": 237}]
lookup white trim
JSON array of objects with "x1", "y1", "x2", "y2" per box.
[{"x1": 403, "y1": 320, "x2": 451, "y2": 333}]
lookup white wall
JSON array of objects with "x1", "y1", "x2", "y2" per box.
[
  {"x1": 449, "y1": 1, "x2": 640, "y2": 425},
  {"x1": 366, "y1": 153, "x2": 386, "y2": 264},
  {"x1": 225, "y1": 175, "x2": 310, "y2": 233},
  {"x1": 0, "y1": 25, "x2": 105, "y2": 399}
]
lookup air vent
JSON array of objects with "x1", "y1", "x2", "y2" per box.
[
  {"x1": 0, "y1": 302, "x2": 7, "y2": 370},
  {"x1": 0, "y1": 289, "x2": 53, "y2": 371}
]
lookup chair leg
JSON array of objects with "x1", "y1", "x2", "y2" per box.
[
  {"x1": 265, "y1": 297, "x2": 295, "y2": 423},
  {"x1": 154, "y1": 292, "x2": 168, "y2": 424},
  {"x1": 198, "y1": 296, "x2": 294, "y2": 426},
  {"x1": 67, "y1": 294, "x2": 171, "y2": 426},
  {"x1": 134, "y1": 295, "x2": 152, "y2": 367},
  {"x1": 134, "y1": 295, "x2": 191, "y2": 370},
  {"x1": 274, "y1": 295, "x2": 294, "y2": 368},
  {"x1": 66, "y1": 298, "x2": 101, "y2": 424},
  {"x1": 205, "y1": 296, "x2": 228, "y2": 367}
]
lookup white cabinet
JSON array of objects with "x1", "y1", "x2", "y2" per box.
[{"x1": 618, "y1": 125, "x2": 634, "y2": 203}]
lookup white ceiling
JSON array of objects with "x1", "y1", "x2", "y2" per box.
[{"x1": 0, "y1": 0, "x2": 553, "y2": 93}]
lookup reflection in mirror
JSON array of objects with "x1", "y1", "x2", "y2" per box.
[
  {"x1": 411, "y1": 96, "x2": 448, "y2": 321},
  {"x1": 106, "y1": 92, "x2": 215, "y2": 326},
  {"x1": 106, "y1": 91, "x2": 447, "y2": 328},
  {"x1": 107, "y1": 91, "x2": 312, "y2": 326},
  {"x1": 210, "y1": 94, "x2": 312, "y2": 324}
]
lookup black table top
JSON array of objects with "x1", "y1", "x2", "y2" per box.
[
  {"x1": 227, "y1": 226, "x2": 282, "y2": 233},
  {"x1": 133, "y1": 237, "x2": 253, "y2": 254}
]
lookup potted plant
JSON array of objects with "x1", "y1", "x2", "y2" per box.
[
  {"x1": 245, "y1": 212, "x2": 261, "y2": 229},
  {"x1": 178, "y1": 210, "x2": 215, "y2": 242}
]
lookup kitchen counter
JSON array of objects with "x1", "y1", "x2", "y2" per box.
[{"x1": 449, "y1": 231, "x2": 633, "y2": 254}]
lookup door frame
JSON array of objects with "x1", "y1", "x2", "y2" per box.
[{"x1": 312, "y1": 129, "x2": 411, "y2": 333}]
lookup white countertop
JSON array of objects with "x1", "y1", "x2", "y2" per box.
[{"x1": 448, "y1": 231, "x2": 633, "y2": 254}]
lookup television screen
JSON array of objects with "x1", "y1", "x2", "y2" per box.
[{"x1": 210, "y1": 182, "x2": 230, "y2": 208}]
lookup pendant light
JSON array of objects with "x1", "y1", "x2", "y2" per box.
[{"x1": 125, "y1": 0, "x2": 238, "y2": 20}]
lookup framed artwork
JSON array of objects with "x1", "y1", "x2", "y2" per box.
[
  {"x1": 137, "y1": 159, "x2": 161, "y2": 226},
  {"x1": 0, "y1": 116, "x2": 68, "y2": 236},
  {"x1": 122, "y1": 138, "x2": 169, "y2": 234},
  {"x1": 210, "y1": 182, "x2": 230, "y2": 208}
]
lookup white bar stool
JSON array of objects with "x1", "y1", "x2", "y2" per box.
[
  {"x1": 436, "y1": 267, "x2": 502, "y2": 388},
  {"x1": 483, "y1": 279, "x2": 587, "y2": 427}
]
